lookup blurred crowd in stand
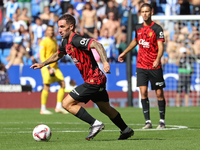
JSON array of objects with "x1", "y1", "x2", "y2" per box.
[{"x1": 0, "y1": 0, "x2": 199, "y2": 73}]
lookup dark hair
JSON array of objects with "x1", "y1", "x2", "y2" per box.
[
  {"x1": 84, "y1": 2, "x2": 93, "y2": 10},
  {"x1": 47, "y1": 25, "x2": 54, "y2": 28},
  {"x1": 67, "y1": 4, "x2": 74, "y2": 9},
  {"x1": 140, "y1": 3, "x2": 152, "y2": 11},
  {"x1": 58, "y1": 14, "x2": 76, "y2": 31}
]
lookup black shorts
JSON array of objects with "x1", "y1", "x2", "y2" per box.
[
  {"x1": 69, "y1": 82, "x2": 109, "y2": 104},
  {"x1": 177, "y1": 74, "x2": 191, "y2": 94},
  {"x1": 136, "y1": 68, "x2": 166, "y2": 90}
]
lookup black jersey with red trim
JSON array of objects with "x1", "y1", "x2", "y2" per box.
[
  {"x1": 58, "y1": 33, "x2": 106, "y2": 85},
  {"x1": 135, "y1": 21, "x2": 165, "y2": 70}
]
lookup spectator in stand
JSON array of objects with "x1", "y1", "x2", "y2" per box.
[
  {"x1": 40, "y1": 6, "x2": 51, "y2": 25},
  {"x1": 191, "y1": 0, "x2": 200, "y2": 14},
  {"x1": 31, "y1": 38, "x2": 42, "y2": 63},
  {"x1": 11, "y1": 13, "x2": 28, "y2": 37},
  {"x1": 49, "y1": 0, "x2": 62, "y2": 16},
  {"x1": 166, "y1": 32, "x2": 178, "y2": 64},
  {"x1": 36, "y1": 0, "x2": 50, "y2": 14},
  {"x1": 19, "y1": 25, "x2": 31, "y2": 55},
  {"x1": 18, "y1": 8, "x2": 32, "y2": 26},
  {"x1": 61, "y1": 0, "x2": 71, "y2": 14},
  {"x1": 73, "y1": 0, "x2": 86, "y2": 19},
  {"x1": 6, "y1": 36, "x2": 30, "y2": 69},
  {"x1": 0, "y1": 63, "x2": 9, "y2": 84},
  {"x1": 4, "y1": 0, "x2": 19, "y2": 26},
  {"x1": 118, "y1": 0, "x2": 129, "y2": 33},
  {"x1": 96, "y1": 0, "x2": 107, "y2": 20},
  {"x1": 100, "y1": 11, "x2": 121, "y2": 45},
  {"x1": 188, "y1": 25, "x2": 199, "y2": 44},
  {"x1": 105, "y1": 0, "x2": 119, "y2": 21},
  {"x1": 30, "y1": 17, "x2": 47, "y2": 46},
  {"x1": 65, "y1": 4, "x2": 80, "y2": 31},
  {"x1": 191, "y1": 38, "x2": 200, "y2": 60},
  {"x1": 80, "y1": 2, "x2": 98, "y2": 38},
  {"x1": 175, "y1": 46, "x2": 195, "y2": 107},
  {"x1": 17, "y1": 0, "x2": 31, "y2": 17},
  {"x1": 178, "y1": 0, "x2": 191, "y2": 15},
  {"x1": 98, "y1": 28, "x2": 117, "y2": 62}
]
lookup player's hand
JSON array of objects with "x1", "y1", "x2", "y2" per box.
[
  {"x1": 30, "y1": 63, "x2": 44, "y2": 69},
  {"x1": 103, "y1": 62, "x2": 111, "y2": 74},
  {"x1": 118, "y1": 53, "x2": 126, "y2": 62},
  {"x1": 153, "y1": 60, "x2": 159, "y2": 68}
]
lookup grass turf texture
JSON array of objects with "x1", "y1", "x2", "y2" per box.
[{"x1": 0, "y1": 107, "x2": 200, "y2": 150}]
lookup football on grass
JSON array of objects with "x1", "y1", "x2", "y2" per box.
[{"x1": 32, "y1": 124, "x2": 52, "y2": 142}]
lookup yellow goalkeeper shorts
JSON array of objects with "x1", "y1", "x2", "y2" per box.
[{"x1": 41, "y1": 67, "x2": 64, "y2": 84}]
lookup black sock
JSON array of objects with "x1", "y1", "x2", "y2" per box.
[
  {"x1": 110, "y1": 113, "x2": 127, "y2": 131},
  {"x1": 158, "y1": 99, "x2": 166, "y2": 120},
  {"x1": 75, "y1": 107, "x2": 96, "y2": 126},
  {"x1": 141, "y1": 98, "x2": 150, "y2": 121}
]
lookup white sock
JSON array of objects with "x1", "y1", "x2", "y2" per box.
[
  {"x1": 56, "y1": 102, "x2": 62, "y2": 109},
  {"x1": 122, "y1": 126, "x2": 130, "y2": 134},
  {"x1": 41, "y1": 105, "x2": 46, "y2": 111},
  {"x1": 160, "y1": 119, "x2": 165, "y2": 124},
  {"x1": 146, "y1": 120, "x2": 151, "y2": 124},
  {"x1": 92, "y1": 120, "x2": 102, "y2": 126}
]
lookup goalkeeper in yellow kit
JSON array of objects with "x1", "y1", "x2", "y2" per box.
[{"x1": 39, "y1": 25, "x2": 68, "y2": 114}]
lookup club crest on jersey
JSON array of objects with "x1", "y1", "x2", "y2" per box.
[
  {"x1": 89, "y1": 79, "x2": 94, "y2": 83},
  {"x1": 149, "y1": 32, "x2": 152, "y2": 37},
  {"x1": 71, "y1": 46, "x2": 74, "y2": 52}
]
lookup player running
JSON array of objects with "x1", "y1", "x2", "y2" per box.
[
  {"x1": 30, "y1": 14, "x2": 134, "y2": 140},
  {"x1": 118, "y1": 3, "x2": 166, "y2": 129}
]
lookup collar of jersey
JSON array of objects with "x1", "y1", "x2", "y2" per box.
[
  {"x1": 68, "y1": 32, "x2": 76, "y2": 44},
  {"x1": 143, "y1": 21, "x2": 155, "y2": 28}
]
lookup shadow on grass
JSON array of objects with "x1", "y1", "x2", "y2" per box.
[{"x1": 92, "y1": 138, "x2": 165, "y2": 141}]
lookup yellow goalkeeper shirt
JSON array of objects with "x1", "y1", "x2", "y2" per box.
[{"x1": 40, "y1": 37, "x2": 58, "y2": 69}]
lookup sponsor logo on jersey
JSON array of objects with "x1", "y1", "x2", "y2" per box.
[
  {"x1": 159, "y1": 31, "x2": 164, "y2": 38},
  {"x1": 80, "y1": 38, "x2": 89, "y2": 46},
  {"x1": 139, "y1": 39, "x2": 150, "y2": 48},
  {"x1": 155, "y1": 82, "x2": 164, "y2": 86}
]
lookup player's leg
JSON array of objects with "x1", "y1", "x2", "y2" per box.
[
  {"x1": 140, "y1": 86, "x2": 152, "y2": 129},
  {"x1": 150, "y1": 68, "x2": 166, "y2": 129},
  {"x1": 155, "y1": 88, "x2": 166, "y2": 129},
  {"x1": 54, "y1": 69, "x2": 68, "y2": 114},
  {"x1": 137, "y1": 68, "x2": 152, "y2": 129},
  {"x1": 40, "y1": 84, "x2": 53, "y2": 114},
  {"x1": 55, "y1": 80, "x2": 69, "y2": 114},
  {"x1": 95, "y1": 101, "x2": 134, "y2": 140},
  {"x1": 184, "y1": 76, "x2": 191, "y2": 107},
  {"x1": 62, "y1": 83, "x2": 103, "y2": 140}
]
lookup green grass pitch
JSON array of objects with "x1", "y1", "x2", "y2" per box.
[{"x1": 0, "y1": 107, "x2": 200, "y2": 150}]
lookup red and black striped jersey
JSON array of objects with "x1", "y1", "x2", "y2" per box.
[
  {"x1": 58, "y1": 33, "x2": 106, "y2": 85},
  {"x1": 135, "y1": 21, "x2": 165, "y2": 70}
]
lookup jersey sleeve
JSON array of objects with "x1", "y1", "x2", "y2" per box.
[
  {"x1": 58, "y1": 39, "x2": 67, "y2": 54},
  {"x1": 156, "y1": 26, "x2": 165, "y2": 42},
  {"x1": 71, "y1": 34, "x2": 94, "y2": 51}
]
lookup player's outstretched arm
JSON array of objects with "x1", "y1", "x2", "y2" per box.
[
  {"x1": 30, "y1": 51, "x2": 64, "y2": 69},
  {"x1": 90, "y1": 40, "x2": 111, "y2": 74},
  {"x1": 118, "y1": 39, "x2": 138, "y2": 63}
]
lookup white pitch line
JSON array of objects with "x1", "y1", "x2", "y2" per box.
[{"x1": 0, "y1": 123, "x2": 188, "y2": 134}]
